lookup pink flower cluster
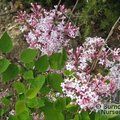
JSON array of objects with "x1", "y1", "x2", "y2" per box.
[
  {"x1": 17, "y1": 3, "x2": 79, "y2": 55},
  {"x1": 62, "y1": 37, "x2": 120, "y2": 111}
]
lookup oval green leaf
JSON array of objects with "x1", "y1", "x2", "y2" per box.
[
  {"x1": 35, "y1": 55, "x2": 49, "y2": 72},
  {"x1": 20, "y1": 49, "x2": 37, "y2": 63},
  {"x1": 48, "y1": 73, "x2": 63, "y2": 92},
  {"x1": 26, "y1": 75, "x2": 45, "y2": 99},
  {"x1": 0, "y1": 58, "x2": 10, "y2": 74},
  {"x1": 0, "y1": 32, "x2": 13, "y2": 53},
  {"x1": 13, "y1": 82, "x2": 26, "y2": 94},
  {"x1": 2, "y1": 64, "x2": 19, "y2": 82}
]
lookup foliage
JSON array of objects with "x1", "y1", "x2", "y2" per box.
[
  {"x1": 0, "y1": 32, "x2": 68, "y2": 119},
  {"x1": 77, "y1": 0, "x2": 120, "y2": 38}
]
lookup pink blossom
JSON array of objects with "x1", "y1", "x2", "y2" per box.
[
  {"x1": 62, "y1": 37, "x2": 119, "y2": 111},
  {"x1": 17, "y1": 3, "x2": 79, "y2": 55}
]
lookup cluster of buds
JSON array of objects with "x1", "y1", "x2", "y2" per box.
[
  {"x1": 17, "y1": 3, "x2": 79, "y2": 55},
  {"x1": 62, "y1": 37, "x2": 120, "y2": 111}
]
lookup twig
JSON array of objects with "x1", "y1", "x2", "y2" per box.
[
  {"x1": 65, "y1": 0, "x2": 81, "y2": 38},
  {"x1": 90, "y1": 16, "x2": 120, "y2": 71},
  {"x1": 14, "y1": 58, "x2": 28, "y2": 70},
  {"x1": 71, "y1": 0, "x2": 79, "y2": 15},
  {"x1": 2, "y1": 53, "x2": 27, "y2": 70},
  {"x1": 55, "y1": 0, "x2": 62, "y2": 12},
  {"x1": 63, "y1": 13, "x2": 75, "y2": 25},
  {"x1": 67, "y1": 0, "x2": 79, "y2": 23},
  {"x1": 8, "y1": 23, "x2": 19, "y2": 30},
  {"x1": 105, "y1": 16, "x2": 120, "y2": 42},
  {"x1": 57, "y1": 0, "x2": 62, "y2": 8},
  {"x1": 0, "y1": 11, "x2": 17, "y2": 16}
]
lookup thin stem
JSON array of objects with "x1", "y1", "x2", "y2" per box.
[
  {"x1": 8, "y1": 23, "x2": 18, "y2": 30},
  {"x1": 14, "y1": 58, "x2": 28, "y2": 70},
  {"x1": 64, "y1": 0, "x2": 81, "y2": 38},
  {"x1": 105, "y1": 16, "x2": 120, "y2": 42},
  {"x1": 3, "y1": 53, "x2": 27, "y2": 70},
  {"x1": 90, "y1": 16, "x2": 120, "y2": 71},
  {"x1": 67, "y1": 0, "x2": 79, "y2": 23},
  {"x1": 56, "y1": 0, "x2": 62, "y2": 11},
  {"x1": 71, "y1": 0, "x2": 79, "y2": 15},
  {"x1": 0, "y1": 11, "x2": 17, "y2": 16}
]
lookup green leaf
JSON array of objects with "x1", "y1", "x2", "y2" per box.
[
  {"x1": 74, "y1": 114, "x2": 79, "y2": 120},
  {"x1": 17, "y1": 110, "x2": 31, "y2": 120},
  {"x1": 64, "y1": 70, "x2": 74, "y2": 76},
  {"x1": 2, "y1": 64, "x2": 19, "y2": 82},
  {"x1": 66, "y1": 104, "x2": 78, "y2": 112},
  {"x1": 40, "y1": 85, "x2": 51, "y2": 95},
  {"x1": 97, "y1": 113, "x2": 108, "y2": 120},
  {"x1": 55, "y1": 98, "x2": 66, "y2": 111},
  {"x1": 59, "y1": 48, "x2": 67, "y2": 68},
  {"x1": 109, "y1": 116, "x2": 120, "y2": 120},
  {"x1": 49, "y1": 53, "x2": 61, "y2": 70},
  {"x1": 13, "y1": 82, "x2": 26, "y2": 94},
  {"x1": 0, "y1": 109, "x2": 7, "y2": 117},
  {"x1": 0, "y1": 58, "x2": 10, "y2": 74},
  {"x1": 19, "y1": 93, "x2": 26, "y2": 100},
  {"x1": 48, "y1": 73, "x2": 63, "y2": 92},
  {"x1": 20, "y1": 49, "x2": 37, "y2": 63},
  {"x1": 26, "y1": 97, "x2": 44, "y2": 108},
  {"x1": 23, "y1": 70, "x2": 34, "y2": 80},
  {"x1": 25, "y1": 62, "x2": 34, "y2": 69},
  {"x1": 38, "y1": 99, "x2": 45, "y2": 108},
  {"x1": 1, "y1": 97, "x2": 10, "y2": 106},
  {"x1": 101, "y1": 107, "x2": 118, "y2": 119},
  {"x1": 26, "y1": 75, "x2": 45, "y2": 99},
  {"x1": 0, "y1": 32, "x2": 13, "y2": 53},
  {"x1": 89, "y1": 112, "x2": 95, "y2": 120},
  {"x1": 95, "y1": 112, "x2": 100, "y2": 120},
  {"x1": 15, "y1": 100, "x2": 27, "y2": 115},
  {"x1": 35, "y1": 55, "x2": 49, "y2": 72},
  {"x1": 49, "y1": 49, "x2": 67, "y2": 70},
  {"x1": 26, "y1": 88, "x2": 38, "y2": 99},
  {"x1": 43, "y1": 101, "x2": 64, "y2": 120},
  {"x1": 32, "y1": 75, "x2": 46, "y2": 89},
  {"x1": 8, "y1": 115, "x2": 18, "y2": 120},
  {"x1": 81, "y1": 111, "x2": 90, "y2": 120},
  {"x1": 26, "y1": 97, "x2": 39, "y2": 108}
]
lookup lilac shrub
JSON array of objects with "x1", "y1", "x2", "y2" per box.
[
  {"x1": 17, "y1": 3, "x2": 120, "y2": 113},
  {"x1": 0, "y1": 2, "x2": 120, "y2": 119}
]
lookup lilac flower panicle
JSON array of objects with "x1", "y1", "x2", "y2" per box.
[
  {"x1": 17, "y1": 3, "x2": 79, "y2": 55},
  {"x1": 62, "y1": 37, "x2": 120, "y2": 111}
]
